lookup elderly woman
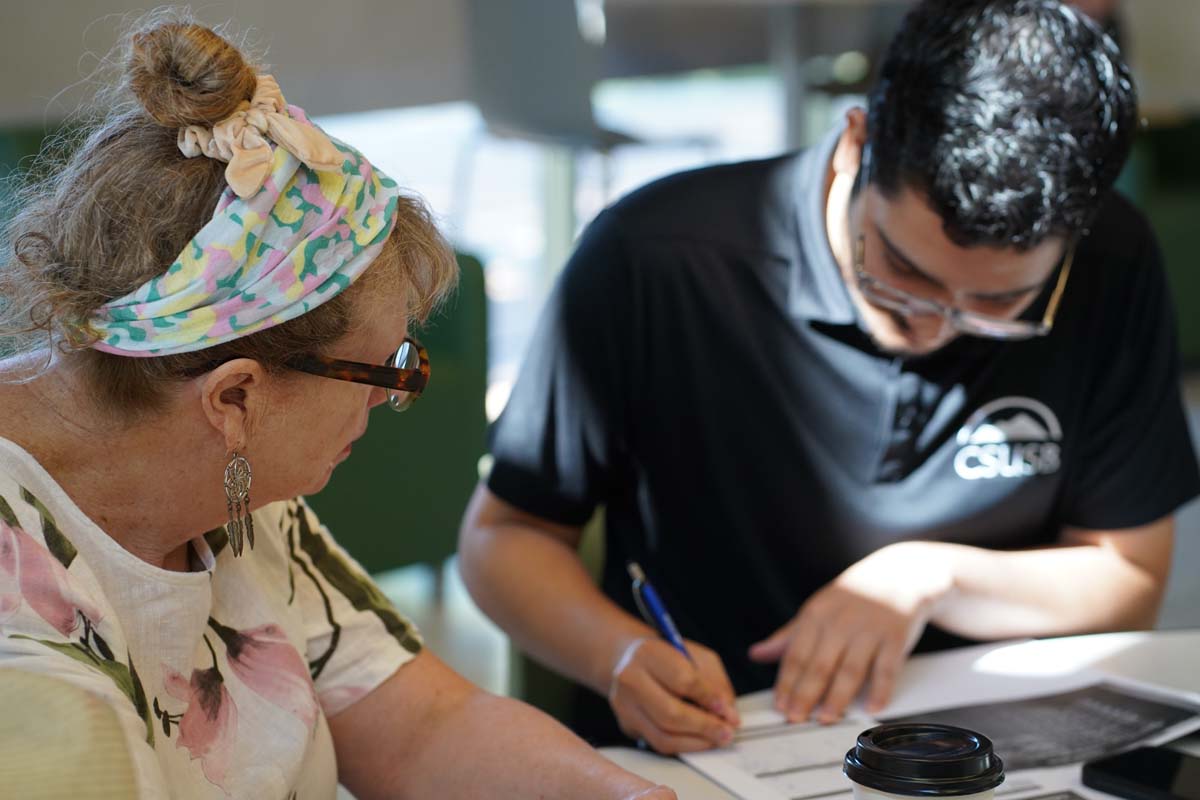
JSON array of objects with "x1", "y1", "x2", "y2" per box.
[{"x1": 0, "y1": 15, "x2": 675, "y2": 800}]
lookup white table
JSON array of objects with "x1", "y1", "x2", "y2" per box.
[{"x1": 602, "y1": 629, "x2": 1200, "y2": 798}]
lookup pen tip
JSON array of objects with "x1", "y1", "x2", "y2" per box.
[{"x1": 627, "y1": 562, "x2": 645, "y2": 581}]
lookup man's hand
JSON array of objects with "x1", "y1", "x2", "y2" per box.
[
  {"x1": 607, "y1": 637, "x2": 741, "y2": 754},
  {"x1": 748, "y1": 542, "x2": 955, "y2": 723}
]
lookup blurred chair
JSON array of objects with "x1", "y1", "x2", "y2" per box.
[
  {"x1": 309, "y1": 252, "x2": 488, "y2": 590},
  {"x1": 463, "y1": 0, "x2": 639, "y2": 158},
  {"x1": 453, "y1": 0, "x2": 712, "y2": 277}
]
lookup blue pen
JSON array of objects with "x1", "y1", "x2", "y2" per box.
[{"x1": 627, "y1": 562, "x2": 692, "y2": 662}]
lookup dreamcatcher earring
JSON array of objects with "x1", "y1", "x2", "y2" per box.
[{"x1": 223, "y1": 451, "x2": 254, "y2": 556}]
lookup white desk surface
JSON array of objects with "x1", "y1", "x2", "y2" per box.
[{"x1": 602, "y1": 629, "x2": 1200, "y2": 798}]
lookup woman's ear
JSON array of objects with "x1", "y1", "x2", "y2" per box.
[
  {"x1": 199, "y1": 359, "x2": 269, "y2": 454},
  {"x1": 832, "y1": 107, "x2": 869, "y2": 178}
]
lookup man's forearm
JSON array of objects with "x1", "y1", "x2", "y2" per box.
[
  {"x1": 918, "y1": 539, "x2": 1167, "y2": 640},
  {"x1": 459, "y1": 494, "x2": 653, "y2": 694}
]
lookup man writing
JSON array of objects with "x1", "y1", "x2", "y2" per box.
[{"x1": 460, "y1": 0, "x2": 1199, "y2": 753}]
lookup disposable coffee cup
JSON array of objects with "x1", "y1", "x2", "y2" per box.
[{"x1": 843, "y1": 723, "x2": 1005, "y2": 800}]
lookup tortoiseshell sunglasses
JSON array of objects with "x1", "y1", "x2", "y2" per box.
[{"x1": 286, "y1": 337, "x2": 430, "y2": 412}]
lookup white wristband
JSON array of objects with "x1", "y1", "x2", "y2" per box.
[{"x1": 608, "y1": 637, "x2": 649, "y2": 704}]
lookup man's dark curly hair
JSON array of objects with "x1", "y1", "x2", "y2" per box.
[{"x1": 866, "y1": 0, "x2": 1138, "y2": 250}]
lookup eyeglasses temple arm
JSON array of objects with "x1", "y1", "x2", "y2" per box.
[{"x1": 1040, "y1": 244, "x2": 1075, "y2": 329}]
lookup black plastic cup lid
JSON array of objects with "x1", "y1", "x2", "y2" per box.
[{"x1": 843, "y1": 723, "x2": 1005, "y2": 797}]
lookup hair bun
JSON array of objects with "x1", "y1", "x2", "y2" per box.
[{"x1": 127, "y1": 22, "x2": 257, "y2": 128}]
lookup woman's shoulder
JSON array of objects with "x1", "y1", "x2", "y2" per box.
[
  {"x1": 0, "y1": 463, "x2": 148, "y2": 746},
  {"x1": 0, "y1": 452, "x2": 113, "y2": 646},
  {"x1": 0, "y1": 489, "x2": 112, "y2": 646}
]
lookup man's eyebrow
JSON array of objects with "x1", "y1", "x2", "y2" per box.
[
  {"x1": 876, "y1": 227, "x2": 1046, "y2": 300},
  {"x1": 877, "y1": 227, "x2": 944, "y2": 289}
]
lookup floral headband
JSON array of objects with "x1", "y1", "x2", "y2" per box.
[{"x1": 87, "y1": 75, "x2": 400, "y2": 357}]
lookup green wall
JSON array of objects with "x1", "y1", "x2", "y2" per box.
[
  {"x1": 0, "y1": 126, "x2": 51, "y2": 215},
  {"x1": 1127, "y1": 120, "x2": 1200, "y2": 366}
]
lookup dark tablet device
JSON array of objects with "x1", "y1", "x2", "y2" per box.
[{"x1": 1082, "y1": 747, "x2": 1200, "y2": 800}]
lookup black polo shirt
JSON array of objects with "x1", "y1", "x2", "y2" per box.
[{"x1": 485, "y1": 128, "x2": 1200, "y2": 743}]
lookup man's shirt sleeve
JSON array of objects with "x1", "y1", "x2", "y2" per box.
[
  {"x1": 486, "y1": 209, "x2": 635, "y2": 526},
  {"x1": 1060, "y1": 229, "x2": 1200, "y2": 530}
]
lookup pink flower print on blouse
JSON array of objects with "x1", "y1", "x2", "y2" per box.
[
  {"x1": 208, "y1": 618, "x2": 319, "y2": 731},
  {"x1": 1, "y1": 520, "x2": 101, "y2": 635},
  {"x1": 163, "y1": 639, "x2": 240, "y2": 794}
]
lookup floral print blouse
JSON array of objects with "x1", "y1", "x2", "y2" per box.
[{"x1": 0, "y1": 436, "x2": 423, "y2": 798}]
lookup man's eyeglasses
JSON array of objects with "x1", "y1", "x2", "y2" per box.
[
  {"x1": 852, "y1": 236, "x2": 1075, "y2": 341},
  {"x1": 286, "y1": 337, "x2": 430, "y2": 412}
]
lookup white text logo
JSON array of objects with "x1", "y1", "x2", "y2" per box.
[{"x1": 953, "y1": 397, "x2": 1062, "y2": 481}]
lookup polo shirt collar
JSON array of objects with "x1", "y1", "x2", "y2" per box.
[{"x1": 789, "y1": 124, "x2": 857, "y2": 326}]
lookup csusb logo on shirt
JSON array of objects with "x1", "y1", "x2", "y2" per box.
[{"x1": 953, "y1": 397, "x2": 1062, "y2": 481}]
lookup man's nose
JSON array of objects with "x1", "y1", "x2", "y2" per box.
[{"x1": 903, "y1": 306, "x2": 953, "y2": 343}]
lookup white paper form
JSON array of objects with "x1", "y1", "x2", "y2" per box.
[
  {"x1": 681, "y1": 673, "x2": 1200, "y2": 800},
  {"x1": 681, "y1": 640, "x2": 1096, "y2": 800},
  {"x1": 682, "y1": 713, "x2": 1048, "y2": 800},
  {"x1": 682, "y1": 713, "x2": 863, "y2": 800}
]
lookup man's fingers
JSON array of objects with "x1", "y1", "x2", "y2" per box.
[
  {"x1": 609, "y1": 641, "x2": 735, "y2": 752},
  {"x1": 620, "y1": 702, "x2": 729, "y2": 755},
  {"x1": 611, "y1": 643, "x2": 734, "y2": 745},
  {"x1": 642, "y1": 690, "x2": 733, "y2": 746},
  {"x1": 692, "y1": 644, "x2": 740, "y2": 726},
  {"x1": 641, "y1": 659, "x2": 734, "y2": 745},
  {"x1": 816, "y1": 633, "x2": 879, "y2": 723},
  {"x1": 772, "y1": 618, "x2": 818, "y2": 714},
  {"x1": 649, "y1": 648, "x2": 723, "y2": 716},
  {"x1": 747, "y1": 622, "x2": 792, "y2": 663},
  {"x1": 783, "y1": 633, "x2": 847, "y2": 722},
  {"x1": 866, "y1": 636, "x2": 906, "y2": 714}
]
